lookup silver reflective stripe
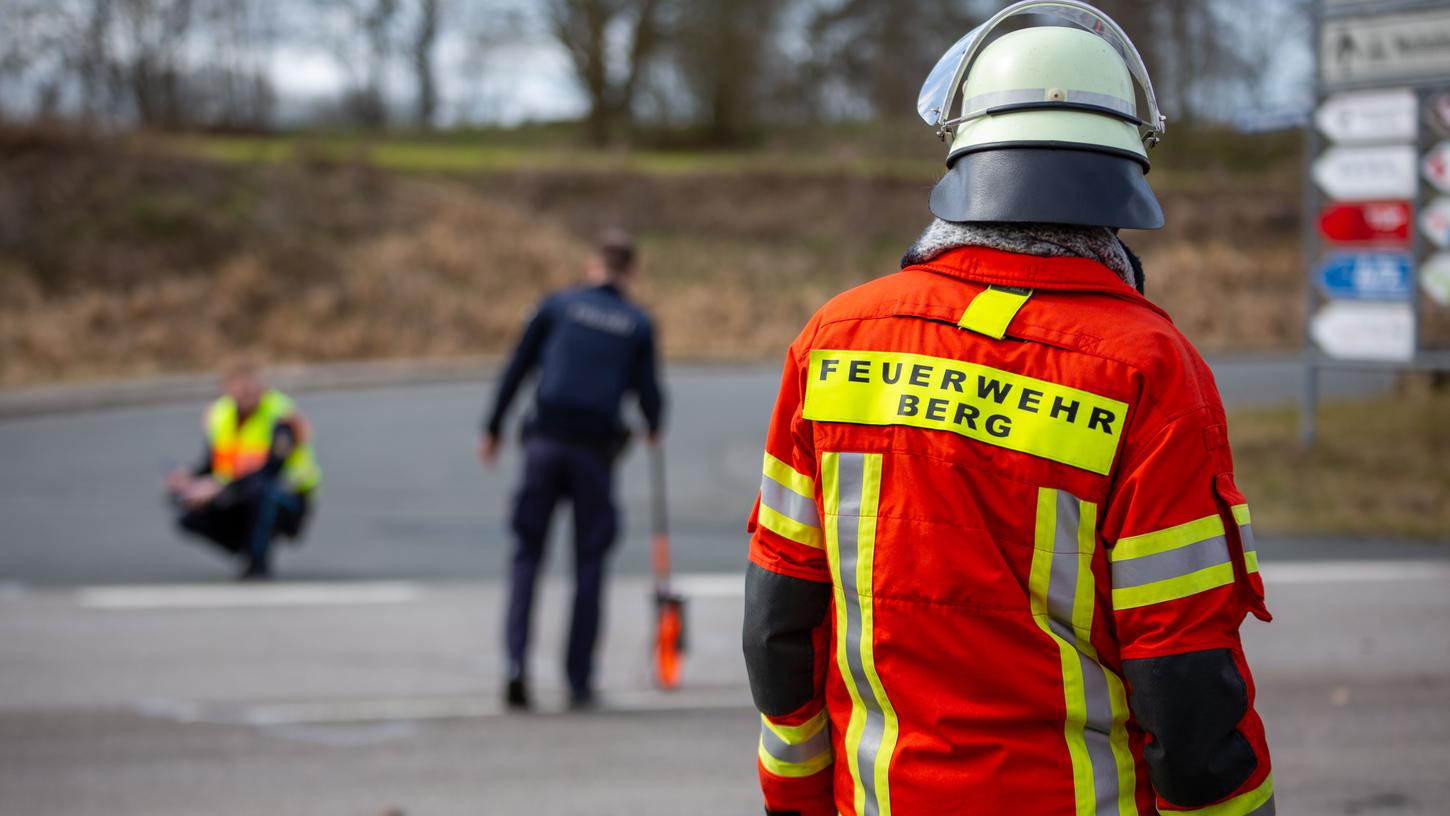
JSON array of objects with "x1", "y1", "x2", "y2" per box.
[
  {"x1": 835, "y1": 452, "x2": 887, "y2": 816},
  {"x1": 1049, "y1": 490, "x2": 1123, "y2": 816},
  {"x1": 834, "y1": 453, "x2": 889, "y2": 816},
  {"x1": 1111, "y1": 535, "x2": 1231, "y2": 588},
  {"x1": 760, "y1": 721, "x2": 830, "y2": 765},
  {"x1": 760, "y1": 473, "x2": 821, "y2": 528},
  {"x1": 1047, "y1": 490, "x2": 1082, "y2": 625},
  {"x1": 962, "y1": 87, "x2": 1137, "y2": 118},
  {"x1": 1239, "y1": 523, "x2": 1258, "y2": 556}
]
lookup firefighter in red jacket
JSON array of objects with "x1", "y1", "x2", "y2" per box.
[{"x1": 742, "y1": 3, "x2": 1274, "y2": 815}]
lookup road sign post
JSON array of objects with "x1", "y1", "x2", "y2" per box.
[{"x1": 1302, "y1": 0, "x2": 1450, "y2": 448}]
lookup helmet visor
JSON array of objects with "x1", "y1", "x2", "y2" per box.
[{"x1": 916, "y1": 0, "x2": 1163, "y2": 142}]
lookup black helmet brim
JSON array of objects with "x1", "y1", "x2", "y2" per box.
[{"x1": 928, "y1": 144, "x2": 1164, "y2": 230}]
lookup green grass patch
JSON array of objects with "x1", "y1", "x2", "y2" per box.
[
  {"x1": 1229, "y1": 389, "x2": 1450, "y2": 539},
  {"x1": 161, "y1": 132, "x2": 945, "y2": 180}
]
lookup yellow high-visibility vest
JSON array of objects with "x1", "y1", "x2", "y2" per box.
[{"x1": 206, "y1": 389, "x2": 321, "y2": 494}]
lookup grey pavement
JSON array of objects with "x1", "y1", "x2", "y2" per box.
[
  {"x1": 1, "y1": 355, "x2": 1441, "y2": 816},
  {"x1": 1, "y1": 563, "x2": 1448, "y2": 815},
  {"x1": 0, "y1": 356, "x2": 1400, "y2": 586}
]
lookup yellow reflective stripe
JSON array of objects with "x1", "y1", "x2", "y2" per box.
[
  {"x1": 758, "y1": 504, "x2": 824, "y2": 549},
  {"x1": 856, "y1": 454, "x2": 898, "y2": 816},
  {"x1": 763, "y1": 452, "x2": 814, "y2": 498},
  {"x1": 1031, "y1": 489, "x2": 1096, "y2": 816},
  {"x1": 825, "y1": 452, "x2": 897, "y2": 816},
  {"x1": 1104, "y1": 667, "x2": 1140, "y2": 816},
  {"x1": 1112, "y1": 561, "x2": 1237, "y2": 610},
  {"x1": 758, "y1": 739, "x2": 833, "y2": 778},
  {"x1": 958, "y1": 286, "x2": 1032, "y2": 340},
  {"x1": 822, "y1": 452, "x2": 869, "y2": 813},
  {"x1": 762, "y1": 709, "x2": 828, "y2": 745},
  {"x1": 1073, "y1": 504, "x2": 1140, "y2": 816},
  {"x1": 802, "y1": 349, "x2": 1129, "y2": 475},
  {"x1": 1033, "y1": 488, "x2": 1139, "y2": 816},
  {"x1": 759, "y1": 710, "x2": 832, "y2": 778},
  {"x1": 1178, "y1": 773, "x2": 1275, "y2": 815},
  {"x1": 1232, "y1": 504, "x2": 1251, "y2": 526},
  {"x1": 1112, "y1": 514, "x2": 1226, "y2": 562},
  {"x1": 1070, "y1": 502, "x2": 1097, "y2": 639},
  {"x1": 1245, "y1": 549, "x2": 1260, "y2": 574}
]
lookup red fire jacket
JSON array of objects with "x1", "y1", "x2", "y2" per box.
[{"x1": 744, "y1": 246, "x2": 1273, "y2": 816}]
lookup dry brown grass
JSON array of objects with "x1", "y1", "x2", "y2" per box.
[
  {"x1": 0, "y1": 127, "x2": 1331, "y2": 386},
  {"x1": 1229, "y1": 385, "x2": 1450, "y2": 538}
]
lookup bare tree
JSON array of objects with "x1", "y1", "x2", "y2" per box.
[
  {"x1": 548, "y1": 0, "x2": 664, "y2": 146},
  {"x1": 802, "y1": 0, "x2": 977, "y2": 121},
  {"x1": 670, "y1": 0, "x2": 783, "y2": 145},
  {"x1": 412, "y1": 0, "x2": 440, "y2": 128}
]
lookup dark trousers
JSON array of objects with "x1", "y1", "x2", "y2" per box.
[
  {"x1": 178, "y1": 481, "x2": 308, "y2": 567},
  {"x1": 505, "y1": 436, "x2": 619, "y2": 695}
]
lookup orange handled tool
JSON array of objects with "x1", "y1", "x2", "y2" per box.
[{"x1": 650, "y1": 443, "x2": 686, "y2": 690}]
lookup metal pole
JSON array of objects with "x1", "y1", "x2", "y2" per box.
[
  {"x1": 1300, "y1": 362, "x2": 1320, "y2": 448},
  {"x1": 1300, "y1": 0, "x2": 1326, "y2": 448}
]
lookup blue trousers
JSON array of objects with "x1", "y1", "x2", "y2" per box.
[
  {"x1": 505, "y1": 436, "x2": 619, "y2": 695},
  {"x1": 178, "y1": 480, "x2": 307, "y2": 567}
]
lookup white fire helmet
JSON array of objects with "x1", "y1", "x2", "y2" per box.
[{"x1": 917, "y1": 0, "x2": 1167, "y2": 229}]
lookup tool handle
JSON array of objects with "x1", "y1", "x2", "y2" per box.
[
  {"x1": 649, "y1": 442, "x2": 668, "y2": 539},
  {"x1": 649, "y1": 443, "x2": 671, "y2": 590}
]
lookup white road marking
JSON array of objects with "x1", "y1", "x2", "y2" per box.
[
  {"x1": 135, "y1": 687, "x2": 753, "y2": 726},
  {"x1": 672, "y1": 573, "x2": 745, "y2": 598},
  {"x1": 1260, "y1": 560, "x2": 1450, "y2": 585},
  {"x1": 66, "y1": 559, "x2": 1450, "y2": 612},
  {"x1": 77, "y1": 582, "x2": 425, "y2": 610}
]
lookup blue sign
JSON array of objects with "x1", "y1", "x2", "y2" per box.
[{"x1": 1315, "y1": 252, "x2": 1413, "y2": 301}]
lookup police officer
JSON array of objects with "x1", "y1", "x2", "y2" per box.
[
  {"x1": 482, "y1": 230, "x2": 665, "y2": 710},
  {"x1": 743, "y1": 3, "x2": 1274, "y2": 814},
  {"x1": 167, "y1": 356, "x2": 321, "y2": 580}
]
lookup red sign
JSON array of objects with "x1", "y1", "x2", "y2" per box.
[{"x1": 1318, "y1": 201, "x2": 1412, "y2": 244}]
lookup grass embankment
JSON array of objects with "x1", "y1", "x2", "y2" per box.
[
  {"x1": 1230, "y1": 389, "x2": 1450, "y2": 539},
  {"x1": 2, "y1": 125, "x2": 1304, "y2": 385}
]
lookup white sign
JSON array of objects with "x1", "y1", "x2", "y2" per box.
[
  {"x1": 1421, "y1": 253, "x2": 1450, "y2": 306},
  {"x1": 1321, "y1": 8, "x2": 1450, "y2": 86},
  {"x1": 1423, "y1": 141, "x2": 1450, "y2": 194},
  {"x1": 1315, "y1": 88, "x2": 1417, "y2": 144},
  {"x1": 1311, "y1": 302, "x2": 1415, "y2": 362},
  {"x1": 1312, "y1": 145, "x2": 1418, "y2": 200},
  {"x1": 1421, "y1": 197, "x2": 1450, "y2": 249}
]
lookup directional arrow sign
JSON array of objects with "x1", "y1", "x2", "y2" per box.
[
  {"x1": 1421, "y1": 254, "x2": 1450, "y2": 307},
  {"x1": 1315, "y1": 88, "x2": 1417, "y2": 144},
  {"x1": 1311, "y1": 302, "x2": 1414, "y2": 362},
  {"x1": 1422, "y1": 141, "x2": 1450, "y2": 194},
  {"x1": 1315, "y1": 252, "x2": 1413, "y2": 301},
  {"x1": 1313, "y1": 145, "x2": 1417, "y2": 200},
  {"x1": 1421, "y1": 198, "x2": 1450, "y2": 250},
  {"x1": 1318, "y1": 201, "x2": 1412, "y2": 243}
]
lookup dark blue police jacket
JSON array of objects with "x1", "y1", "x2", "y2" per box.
[{"x1": 485, "y1": 283, "x2": 664, "y2": 448}]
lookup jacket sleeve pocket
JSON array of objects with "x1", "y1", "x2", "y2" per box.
[{"x1": 1213, "y1": 473, "x2": 1270, "y2": 623}]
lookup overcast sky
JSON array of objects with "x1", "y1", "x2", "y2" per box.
[{"x1": 264, "y1": 0, "x2": 1316, "y2": 128}]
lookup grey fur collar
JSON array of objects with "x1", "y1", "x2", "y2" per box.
[{"x1": 901, "y1": 219, "x2": 1138, "y2": 290}]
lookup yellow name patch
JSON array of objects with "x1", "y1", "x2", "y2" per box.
[{"x1": 802, "y1": 349, "x2": 1128, "y2": 475}]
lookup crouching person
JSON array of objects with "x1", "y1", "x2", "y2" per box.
[{"x1": 166, "y1": 356, "x2": 321, "y2": 580}]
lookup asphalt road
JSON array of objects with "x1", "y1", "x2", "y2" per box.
[
  {"x1": 1, "y1": 562, "x2": 1448, "y2": 815},
  {"x1": 0, "y1": 356, "x2": 1445, "y2": 815},
  {"x1": 0, "y1": 356, "x2": 1399, "y2": 585}
]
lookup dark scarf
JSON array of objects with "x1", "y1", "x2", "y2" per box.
[{"x1": 901, "y1": 219, "x2": 1145, "y2": 293}]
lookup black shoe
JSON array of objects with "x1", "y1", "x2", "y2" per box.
[
  {"x1": 567, "y1": 688, "x2": 596, "y2": 711},
  {"x1": 238, "y1": 559, "x2": 271, "y2": 581},
  {"x1": 505, "y1": 677, "x2": 530, "y2": 711}
]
